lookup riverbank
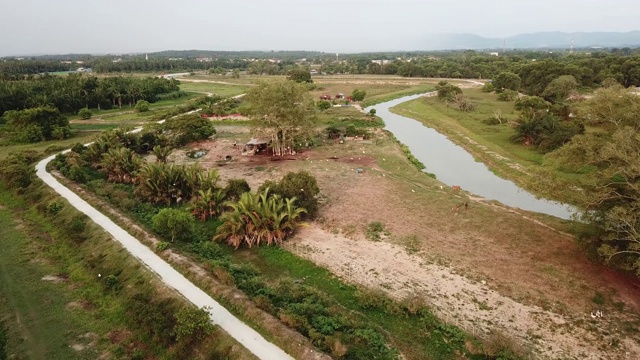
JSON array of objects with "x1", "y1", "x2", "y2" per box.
[{"x1": 389, "y1": 89, "x2": 584, "y2": 206}]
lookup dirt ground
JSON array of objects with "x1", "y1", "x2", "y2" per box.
[{"x1": 186, "y1": 121, "x2": 640, "y2": 359}]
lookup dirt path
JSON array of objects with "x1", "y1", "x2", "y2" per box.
[{"x1": 35, "y1": 154, "x2": 295, "y2": 360}]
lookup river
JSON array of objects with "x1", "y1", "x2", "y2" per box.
[{"x1": 367, "y1": 94, "x2": 576, "y2": 220}]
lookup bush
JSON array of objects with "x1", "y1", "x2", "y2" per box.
[
  {"x1": 258, "y1": 171, "x2": 320, "y2": 218},
  {"x1": 497, "y1": 90, "x2": 518, "y2": 101},
  {"x1": 156, "y1": 242, "x2": 170, "y2": 252},
  {"x1": 317, "y1": 100, "x2": 332, "y2": 111},
  {"x1": 351, "y1": 89, "x2": 367, "y2": 101},
  {"x1": 435, "y1": 81, "x2": 462, "y2": 100},
  {"x1": 366, "y1": 221, "x2": 390, "y2": 241},
  {"x1": 173, "y1": 306, "x2": 214, "y2": 343},
  {"x1": 78, "y1": 108, "x2": 92, "y2": 119},
  {"x1": 481, "y1": 82, "x2": 495, "y2": 92},
  {"x1": 152, "y1": 208, "x2": 196, "y2": 242},
  {"x1": 135, "y1": 100, "x2": 150, "y2": 113},
  {"x1": 70, "y1": 215, "x2": 87, "y2": 233},
  {"x1": 46, "y1": 201, "x2": 64, "y2": 215},
  {"x1": 224, "y1": 179, "x2": 251, "y2": 202}
]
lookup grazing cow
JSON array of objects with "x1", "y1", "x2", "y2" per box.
[{"x1": 452, "y1": 185, "x2": 461, "y2": 191}]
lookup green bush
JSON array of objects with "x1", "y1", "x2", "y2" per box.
[
  {"x1": 481, "y1": 82, "x2": 495, "y2": 92},
  {"x1": 135, "y1": 100, "x2": 150, "y2": 113},
  {"x1": 78, "y1": 108, "x2": 92, "y2": 119},
  {"x1": 173, "y1": 306, "x2": 214, "y2": 343},
  {"x1": 224, "y1": 179, "x2": 250, "y2": 202},
  {"x1": 258, "y1": 171, "x2": 320, "y2": 218},
  {"x1": 156, "y1": 242, "x2": 170, "y2": 252},
  {"x1": 352, "y1": 89, "x2": 367, "y2": 101},
  {"x1": 317, "y1": 100, "x2": 332, "y2": 111},
  {"x1": 152, "y1": 208, "x2": 196, "y2": 242},
  {"x1": 46, "y1": 200, "x2": 64, "y2": 215},
  {"x1": 497, "y1": 90, "x2": 518, "y2": 101}
]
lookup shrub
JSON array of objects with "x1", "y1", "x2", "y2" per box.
[
  {"x1": 447, "y1": 94, "x2": 475, "y2": 112},
  {"x1": 173, "y1": 306, "x2": 214, "y2": 343},
  {"x1": 258, "y1": 171, "x2": 320, "y2": 218},
  {"x1": 78, "y1": 108, "x2": 92, "y2": 119},
  {"x1": 317, "y1": 100, "x2": 332, "y2": 111},
  {"x1": 368, "y1": 108, "x2": 377, "y2": 116},
  {"x1": 435, "y1": 81, "x2": 462, "y2": 100},
  {"x1": 351, "y1": 89, "x2": 367, "y2": 101},
  {"x1": 70, "y1": 216, "x2": 87, "y2": 233},
  {"x1": 497, "y1": 90, "x2": 518, "y2": 101},
  {"x1": 366, "y1": 221, "x2": 390, "y2": 241},
  {"x1": 152, "y1": 208, "x2": 196, "y2": 242},
  {"x1": 224, "y1": 179, "x2": 250, "y2": 202},
  {"x1": 135, "y1": 100, "x2": 150, "y2": 113},
  {"x1": 156, "y1": 242, "x2": 170, "y2": 252},
  {"x1": 481, "y1": 82, "x2": 495, "y2": 92},
  {"x1": 46, "y1": 201, "x2": 64, "y2": 215}
]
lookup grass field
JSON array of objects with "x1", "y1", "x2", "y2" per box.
[
  {"x1": 0, "y1": 131, "x2": 100, "y2": 160},
  {"x1": 0, "y1": 191, "x2": 104, "y2": 359}
]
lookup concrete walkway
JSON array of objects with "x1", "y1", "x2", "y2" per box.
[{"x1": 35, "y1": 154, "x2": 294, "y2": 360}]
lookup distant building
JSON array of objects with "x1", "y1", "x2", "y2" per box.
[{"x1": 489, "y1": 52, "x2": 499, "y2": 56}]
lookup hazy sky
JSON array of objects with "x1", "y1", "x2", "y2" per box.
[{"x1": 1, "y1": 0, "x2": 638, "y2": 55}]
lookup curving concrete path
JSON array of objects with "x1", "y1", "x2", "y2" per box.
[{"x1": 35, "y1": 153, "x2": 294, "y2": 360}]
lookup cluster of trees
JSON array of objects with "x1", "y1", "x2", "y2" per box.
[
  {"x1": 0, "y1": 59, "x2": 74, "y2": 80},
  {"x1": 479, "y1": 70, "x2": 585, "y2": 152},
  {"x1": 91, "y1": 57, "x2": 250, "y2": 73},
  {"x1": 547, "y1": 85, "x2": 640, "y2": 274},
  {"x1": 0, "y1": 74, "x2": 180, "y2": 117},
  {"x1": 52, "y1": 110, "x2": 318, "y2": 248},
  {"x1": 317, "y1": 52, "x2": 640, "y2": 90},
  {"x1": 2, "y1": 106, "x2": 71, "y2": 142}
]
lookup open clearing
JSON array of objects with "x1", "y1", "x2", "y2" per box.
[{"x1": 188, "y1": 103, "x2": 640, "y2": 359}]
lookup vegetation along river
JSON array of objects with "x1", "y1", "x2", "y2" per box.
[{"x1": 368, "y1": 94, "x2": 576, "y2": 220}]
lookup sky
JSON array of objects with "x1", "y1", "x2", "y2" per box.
[{"x1": 1, "y1": 0, "x2": 639, "y2": 56}]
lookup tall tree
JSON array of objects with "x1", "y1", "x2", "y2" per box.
[{"x1": 245, "y1": 81, "x2": 317, "y2": 156}]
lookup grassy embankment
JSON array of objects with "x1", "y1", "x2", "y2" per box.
[
  {"x1": 391, "y1": 88, "x2": 582, "y2": 203},
  {"x1": 0, "y1": 184, "x2": 254, "y2": 359}
]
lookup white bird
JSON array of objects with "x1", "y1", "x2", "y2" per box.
[{"x1": 412, "y1": 189, "x2": 415, "y2": 193}]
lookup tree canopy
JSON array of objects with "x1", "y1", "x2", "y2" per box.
[
  {"x1": 548, "y1": 85, "x2": 640, "y2": 274},
  {"x1": 246, "y1": 80, "x2": 317, "y2": 156}
]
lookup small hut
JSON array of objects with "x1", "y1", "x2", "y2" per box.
[{"x1": 242, "y1": 138, "x2": 271, "y2": 155}]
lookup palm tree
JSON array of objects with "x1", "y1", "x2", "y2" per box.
[
  {"x1": 190, "y1": 188, "x2": 225, "y2": 222},
  {"x1": 214, "y1": 188, "x2": 306, "y2": 249},
  {"x1": 152, "y1": 145, "x2": 172, "y2": 163},
  {"x1": 98, "y1": 147, "x2": 142, "y2": 183}
]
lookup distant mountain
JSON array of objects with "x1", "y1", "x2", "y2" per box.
[{"x1": 414, "y1": 31, "x2": 640, "y2": 50}]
